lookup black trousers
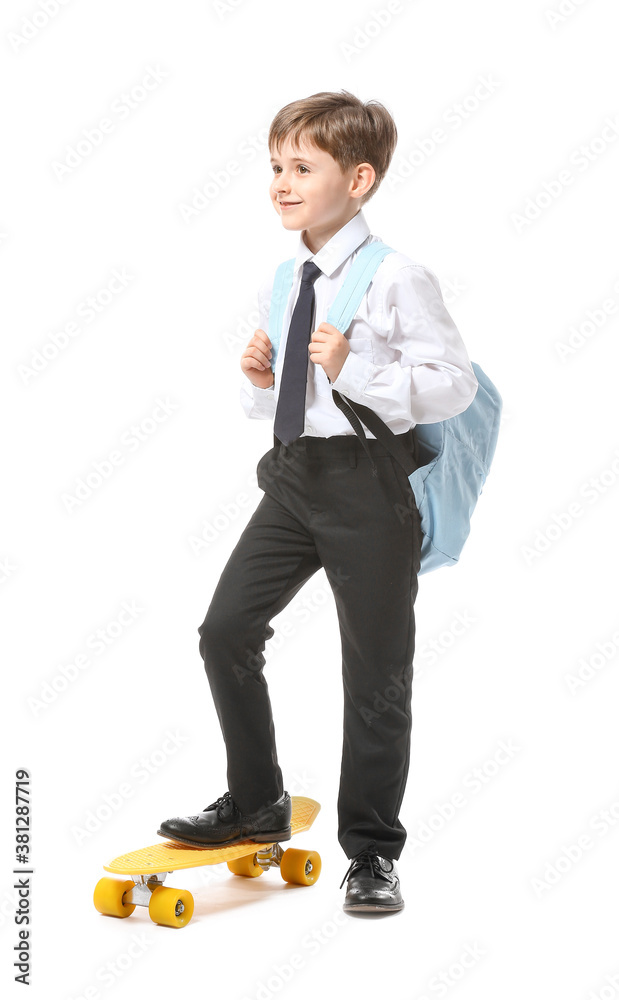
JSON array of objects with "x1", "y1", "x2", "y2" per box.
[{"x1": 197, "y1": 430, "x2": 422, "y2": 860}]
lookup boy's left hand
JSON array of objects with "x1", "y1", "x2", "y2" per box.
[{"x1": 309, "y1": 323, "x2": 350, "y2": 383}]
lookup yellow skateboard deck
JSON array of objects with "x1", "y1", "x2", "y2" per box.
[{"x1": 94, "y1": 796, "x2": 321, "y2": 928}]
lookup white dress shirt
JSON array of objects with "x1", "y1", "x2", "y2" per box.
[{"x1": 240, "y1": 209, "x2": 478, "y2": 439}]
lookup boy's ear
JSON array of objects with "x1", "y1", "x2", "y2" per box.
[{"x1": 351, "y1": 162, "x2": 376, "y2": 200}]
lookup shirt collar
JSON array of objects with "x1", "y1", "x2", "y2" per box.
[{"x1": 294, "y1": 209, "x2": 371, "y2": 278}]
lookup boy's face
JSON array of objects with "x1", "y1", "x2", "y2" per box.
[{"x1": 269, "y1": 136, "x2": 372, "y2": 247}]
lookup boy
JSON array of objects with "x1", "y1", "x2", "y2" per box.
[{"x1": 159, "y1": 90, "x2": 478, "y2": 913}]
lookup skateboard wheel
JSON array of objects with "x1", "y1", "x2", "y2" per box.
[
  {"x1": 148, "y1": 886, "x2": 194, "y2": 928},
  {"x1": 93, "y1": 878, "x2": 136, "y2": 918},
  {"x1": 227, "y1": 855, "x2": 263, "y2": 877},
  {"x1": 280, "y1": 849, "x2": 321, "y2": 886}
]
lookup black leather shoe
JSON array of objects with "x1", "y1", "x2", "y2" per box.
[
  {"x1": 157, "y1": 790, "x2": 292, "y2": 847},
  {"x1": 340, "y1": 846, "x2": 404, "y2": 913}
]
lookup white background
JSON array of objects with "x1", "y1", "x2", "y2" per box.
[{"x1": 2, "y1": 0, "x2": 619, "y2": 997}]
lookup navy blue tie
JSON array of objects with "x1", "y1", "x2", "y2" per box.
[{"x1": 274, "y1": 260, "x2": 322, "y2": 446}]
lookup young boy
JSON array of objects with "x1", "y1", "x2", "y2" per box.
[{"x1": 159, "y1": 90, "x2": 478, "y2": 913}]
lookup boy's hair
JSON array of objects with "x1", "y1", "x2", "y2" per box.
[{"x1": 268, "y1": 89, "x2": 397, "y2": 206}]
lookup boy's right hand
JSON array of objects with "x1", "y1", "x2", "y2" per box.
[{"x1": 241, "y1": 329, "x2": 275, "y2": 389}]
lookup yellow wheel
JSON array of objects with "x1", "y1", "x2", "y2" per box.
[
  {"x1": 93, "y1": 877, "x2": 136, "y2": 918},
  {"x1": 227, "y1": 854, "x2": 263, "y2": 877},
  {"x1": 148, "y1": 886, "x2": 194, "y2": 928},
  {"x1": 280, "y1": 848, "x2": 321, "y2": 886}
]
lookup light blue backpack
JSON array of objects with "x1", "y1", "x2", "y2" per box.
[{"x1": 268, "y1": 241, "x2": 502, "y2": 574}]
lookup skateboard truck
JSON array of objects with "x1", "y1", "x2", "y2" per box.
[
  {"x1": 126, "y1": 874, "x2": 193, "y2": 922},
  {"x1": 123, "y1": 873, "x2": 171, "y2": 908},
  {"x1": 252, "y1": 842, "x2": 315, "y2": 879}
]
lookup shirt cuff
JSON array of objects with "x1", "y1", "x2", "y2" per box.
[
  {"x1": 330, "y1": 350, "x2": 376, "y2": 403},
  {"x1": 240, "y1": 379, "x2": 276, "y2": 419}
]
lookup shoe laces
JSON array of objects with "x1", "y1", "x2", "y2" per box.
[
  {"x1": 204, "y1": 791, "x2": 235, "y2": 817},
  {"x1": 339, "y1": 845, "x2": 395, "y2": 890}
]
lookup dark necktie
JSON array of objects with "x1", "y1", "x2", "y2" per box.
[{"x1": 273, "y1": 260, "x2": 322, "y2": 446}]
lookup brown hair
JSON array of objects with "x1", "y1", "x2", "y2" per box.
[{"x1": 268, "y1": 89, "x2": 397, "y2": 206}]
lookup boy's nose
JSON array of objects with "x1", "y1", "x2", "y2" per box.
[{"x1": 273, "y1": 170, "x2": 292, "y2": 189}]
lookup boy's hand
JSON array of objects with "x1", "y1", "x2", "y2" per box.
[
  {"x1": 309, "y1": 323, "x2": 350, "y2": 383},
  {"x1": 241, "y1": 329, "x2": 274, "y2": 389}
]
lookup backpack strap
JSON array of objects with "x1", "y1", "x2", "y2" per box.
[
  {"x1": 332, "y1": 392, "x2": 419, "y2": 475},
  {"x1": 326, "y1": 240, "x2": 394, "y2": 332},
  {"x1": 268, "y1": 257, "x2": 295, "y2": 370},
  {"x1": 325, "y1": 242, "x2": 421, "y2": 474}
]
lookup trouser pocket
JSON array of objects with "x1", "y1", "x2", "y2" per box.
[
  {"x1": 387, "y1": 456, "x2": 423, "y2": 578},
  {"x1": 388, "y1": 456, "x2": 419, "y2": 518},
  {"x1": 256, "y1": 446, "x2": 274, "y2": 484}
]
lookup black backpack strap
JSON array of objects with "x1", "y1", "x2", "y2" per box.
[
  {"x1": 331, "y1": 389, "x2": 379, "y2": 475},
  {"x1": 332, "y1": 388, "x2": 419, "y2": 477}
]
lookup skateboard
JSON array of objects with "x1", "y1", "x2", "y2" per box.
[{"x1": 93, "y1": 795, "x2": 321, "y2": 928}]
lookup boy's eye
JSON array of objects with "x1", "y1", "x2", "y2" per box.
[{"x1": 272, "y1": 165, "x2": 309, "y2": 174}]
